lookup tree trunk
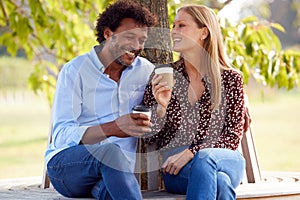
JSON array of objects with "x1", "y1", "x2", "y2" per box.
[
  {"x1": 136, "y1": 0, "x2": 172, "y2": 190},
  {"x1": 137, "y1": 0, "x2": 173, "y2": 64}
]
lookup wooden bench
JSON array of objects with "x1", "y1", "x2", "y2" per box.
[
  {"x1": 134, "y1": 128, "x2": 300, "y2": 200},
  {"x1": 42, "y1": 94, "x2": 263, "y2": 199},
  {"x1": 41, "y1": 103, "x2": 300, "y2": 199},
  {"x1": 42, "y1": 124, "x2": 262, "y2": 190},
  {"x1": 135, "y1": 126, "x2": 262, "y2": 192}
]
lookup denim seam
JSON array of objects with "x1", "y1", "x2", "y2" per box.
[
  {"x1": 48, "y1": 174, "x2": 73, "y2": 197},
  {"x1": 48, "y1": 160, "x2": 100, "y2": 169}
]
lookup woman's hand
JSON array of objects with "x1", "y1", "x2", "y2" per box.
[
  {"x1": 152, "y1": 74, "x2": 172, "y2": 109},
  {"x1": 243, "y1": 106, "x2": 251, "y2": 133},
  {"x1": 162, "y1": 149, "x2": 194, "y2": 175}
]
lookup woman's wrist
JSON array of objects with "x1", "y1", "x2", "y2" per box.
[
  {"x1": 185, "y1": 148, "x2": 195, "y2": 160},
  {"x1": 157, "y1": 104, "x2": 167, "y2": 118}
]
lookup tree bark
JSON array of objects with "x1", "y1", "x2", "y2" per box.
[
  {"x1": 136, "y1": 0, "x2": 172, "y2": 190},
  {"x1": 137, "y1": 0, "x2": 173, "y2": 64}
]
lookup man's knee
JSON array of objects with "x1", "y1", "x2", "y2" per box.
[{"x1": 86, "y1": 143, "x2": 132, "y2": 172}]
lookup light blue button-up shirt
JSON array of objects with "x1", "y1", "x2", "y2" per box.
[{"x1": 45, "y1": 46, "x2": 154, "y2": 169}]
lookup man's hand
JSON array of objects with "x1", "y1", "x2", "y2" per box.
[
  {"x1": 81, "y1": 113, "x2": 151, "y2": 144},
  {"x1": 162, "y1": 149, "x2": 194, "y2": 175},
  {"x1": 115, "y1": 113, "x2": 152, "y2": 137}
]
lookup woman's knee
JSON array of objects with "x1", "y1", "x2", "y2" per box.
[
  {"x1": 217, "y1": 172, "x2": 236, "y2": 200},
  {"x1": 192, "y1": 148, "x2": 218, "y2": 169},
  {"x1": 217, "y1": 171, "x2": 231, "y2": 187},
  {"x1": 162, "y1": 173, "x2": 188, "y2": 195}
]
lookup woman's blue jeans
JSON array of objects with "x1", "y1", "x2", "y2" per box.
[
  {"x1": 47, "y1": 143, "x2": 142, "y2": 200},
  {"x1": 162, "y1": 147, "x2": 245, "y2": 200}
]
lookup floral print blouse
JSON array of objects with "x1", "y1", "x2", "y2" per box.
[{"x1": 142, "y1": 58, "x2": 245, "y2": 154}]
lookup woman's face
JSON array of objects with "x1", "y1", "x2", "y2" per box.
[{"x1": 171, "y1": 10, "x2": 205, "y2": 53}]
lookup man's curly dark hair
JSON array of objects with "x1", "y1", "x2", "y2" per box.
[{"x1": 95, "y1": 0, "x2": 157, "y2": 43}]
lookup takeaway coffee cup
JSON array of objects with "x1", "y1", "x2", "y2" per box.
[
  {"x1": 132, "y1": 105, "x2": 151, "y2": 118},
  {"x1": 154, "y1": 64, "x2": 174, "y2": 89}
]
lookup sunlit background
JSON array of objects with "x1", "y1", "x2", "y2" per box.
[{"x1": 0, "y1": 0, "x2": 299, "y2": 179}]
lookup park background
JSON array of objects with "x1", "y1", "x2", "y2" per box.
[{"x1": 0, "y1": 0, "x2": 299, "y2": 179}]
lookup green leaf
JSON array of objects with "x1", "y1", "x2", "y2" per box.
[
  {"x1": 288, "y1": 74, "x2": 296, "y2": 90},
  {"x1": 270, "y1": 23, "x2": 285, "y2": 33},
  {"x1": 241, "y1": 63, "x2": 250, "y2": 84},
  {"x1": 241, "y1": 16, "x2": 258, "y2": 24},
  {"x1": 276, "y1": 65, "x2": 289, "y2": 89},
  {"x1": 267, "y1": 28, "x2": 282, "y2": 52}
]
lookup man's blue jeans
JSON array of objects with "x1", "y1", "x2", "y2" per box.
[
  {"x1": 47, "y1": 143, "x2": 142, "y2": 200},
  {"x1": 162, "y1": 147, "x2": 245, "y2": 200}
]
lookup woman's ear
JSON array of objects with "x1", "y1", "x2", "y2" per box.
[
  {"x1": 201, "y1": 27, "x2": 209, "y2": 40},
  {"x1": 103, "y1": 27, "x2": 113, "y2": 39}
]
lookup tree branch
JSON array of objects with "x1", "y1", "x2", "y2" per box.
[
  {"x1": 211, "y1": 0, "x2": 234, "y2": 10},
  {"x1": 0, "y1": 0, "x2": 10, "y2": 26},
  {"x1": 223, "y1": 0, "x2": 234, "y2": 8}
]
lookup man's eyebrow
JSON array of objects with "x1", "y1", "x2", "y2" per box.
[
  {"x1": 123, "y1": 32, "x2": 135, "y2": 36},
  {"x1": 122, "y1": 31, "x2": 147, "y2": 38}
]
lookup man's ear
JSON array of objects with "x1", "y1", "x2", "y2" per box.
[{"x1": 103, "y1": 27, "x2": 113, "y2": 39}]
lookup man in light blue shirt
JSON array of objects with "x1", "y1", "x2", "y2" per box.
[{"x1": 45, "y1": 1, "x2": 157, "y2": 199}]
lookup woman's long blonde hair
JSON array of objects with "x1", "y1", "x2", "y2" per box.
[{"x1": 178, "y1": 5, "x2": 233, "y2": 111}]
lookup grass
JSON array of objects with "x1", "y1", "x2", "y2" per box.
[
  {"x1": 247, "y1": 86, "x2": 300, "y2": 172},
  {"x1": 0, "y1": 56, "x2": 50, "y2": 179},
  {"x1": 0, "y1": 91, "x2": 50, "y2": 179},
  {"x1": 0, "y1": 56, "x2": 33, "y2": 89}
]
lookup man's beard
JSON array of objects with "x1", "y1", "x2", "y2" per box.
[
  {"x1": 114, "y1": 49, "x2": 142, "y2": 66},
  {"x1": 115, "y1": 56, "x2": 128, "y2": 66},
  {"x1": 110, "y1": 34, "x2": 142, "y2": 66}
]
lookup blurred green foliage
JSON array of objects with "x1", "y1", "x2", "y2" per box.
[
  {"x1": 222, "y1": 16, "x2": 300, "y2": 89},
  {"x1": 0, "y1": 0, "x2": 299, "y2": 105},
  {"x1": 0, "y1": 56, "x2": 32, "y2": 89}
]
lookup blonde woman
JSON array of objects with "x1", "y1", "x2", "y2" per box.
[{"x1": 143, "y1": 5, "x2": 246, "y2": 200}]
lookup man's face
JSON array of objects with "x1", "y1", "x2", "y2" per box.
[{"x1": 107, "y1": 18, "x2": 148, "y2": 66}]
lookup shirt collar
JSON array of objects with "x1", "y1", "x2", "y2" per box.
[{"x1": 93, "y1": 45, "x2": 106, "y2": 73}]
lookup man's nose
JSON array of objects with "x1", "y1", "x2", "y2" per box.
[{"x1": 131, "y1": 39, "x2": 142, "y2": 50}]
